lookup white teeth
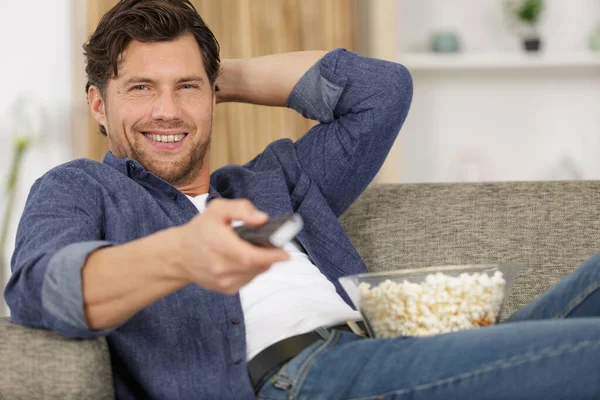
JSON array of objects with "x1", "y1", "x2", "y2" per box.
[{"x1": 144, "y1": 133, "x2": 185, "y2": 143}]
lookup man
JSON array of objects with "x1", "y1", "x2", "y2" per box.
[{"x1": 4, "y1": 0, "x2": 600, "y2": 399}]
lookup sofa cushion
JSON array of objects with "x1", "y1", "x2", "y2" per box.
[
  {"x1": 340, "y1": 181, "x2": 600, "y2": 319},
  {"x1": 0, "y1": 317, "x2": 113, "y2": 399}
]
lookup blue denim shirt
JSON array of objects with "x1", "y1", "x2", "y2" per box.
[{"x1": 5, "y1": 49, "x2": 412, "y2": 400}]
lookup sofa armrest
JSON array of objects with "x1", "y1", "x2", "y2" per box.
[{"x1": 0, "y1": 317, "x2": 114, "y2": 400}]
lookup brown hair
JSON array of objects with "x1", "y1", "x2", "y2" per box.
[{"x1": 83, "y1": 0, "x2": 220, "y2": 135}]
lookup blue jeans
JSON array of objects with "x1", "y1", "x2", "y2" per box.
[{"x1": 257, "y1": 253, "x2": 600, "y2": 400}]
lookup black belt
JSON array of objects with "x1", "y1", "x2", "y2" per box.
[{"x1": 247, "y1": 322, "x2": 367, "y2": 393}]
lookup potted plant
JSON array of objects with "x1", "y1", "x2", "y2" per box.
[
  {"x1": 0, "y1": 97, "x2": 43, "y2": 313},
  {"x1": 506, "y1": 0, "x2": 545, "y2": 52},
  {"x1": 0, "y1": 136, "x2": 31, "y2": 312},
  {"x1": 590, "y1": 21, "x2": 600, "y2": 52},
  {"x1": 1, "y1": 137, "x2": 31, "y2": 258}
]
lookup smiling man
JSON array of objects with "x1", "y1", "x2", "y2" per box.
[
  {"x1": 4, "y1": 1, "x2": 411, "y2": 398},
  {"x1": 5, "y1": 1, "x2": 600, "y2": 400},
  {"x1": 89, "y1": 35, "x2": 215, "y2": 192}
]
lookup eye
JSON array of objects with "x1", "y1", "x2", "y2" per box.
[
  {"x1": 180, "y1": 84, "x2": 198, "y2": 90},
  {"x1": 132, "y1": 85, "x2": 148, "y2": 91}
]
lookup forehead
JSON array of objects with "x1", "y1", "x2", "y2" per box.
[{"x1": 116, "y1": 33, "x2": 206, "y2": 80}]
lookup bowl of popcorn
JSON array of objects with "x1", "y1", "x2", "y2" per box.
[{"x1": 339, "y1": 263, "x2": 519, "y2": 338}]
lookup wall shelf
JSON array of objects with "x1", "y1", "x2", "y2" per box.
[{"x1": 398, "y1": 52, "x2": 600, "y2": 71}]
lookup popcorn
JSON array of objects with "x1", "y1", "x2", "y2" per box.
[{"x1": 358, "y1": 271, "x2": 506, "y2": 338}]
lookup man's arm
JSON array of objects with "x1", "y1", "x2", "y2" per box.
[
  {"x1": 215, "y1": 51, "x2": 327, "y2": 106},
  {"x1": 81, "y1": 199, "x2": 288, "y2": 331},
  {"x1": 216, "y1": 49, "x2": 413, "y2": 217},
  {"x1": 80, "y1": 230, "x2": 188, "y2": 330},
  {"x1": 5, "y1": 168, "x2": 288, "y2": 336}
]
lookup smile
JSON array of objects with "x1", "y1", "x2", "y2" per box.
[{"x1": 142, "y1": 133, "x2": 186, "y2": 143}]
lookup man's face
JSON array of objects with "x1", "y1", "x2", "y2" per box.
[{"x1": 90, "y1": 33, "x2": 216, "y2": 186}]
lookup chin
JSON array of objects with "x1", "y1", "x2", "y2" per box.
[
  {"x1": 149, "y1": 162, "x2": 199, "y2": 186},
  {"x1": 150, "y1": 166, "x2": 184, "y2": 183}
]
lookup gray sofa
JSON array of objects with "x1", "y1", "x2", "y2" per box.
[{"x1": 2, "y1": 181, "x2": 599, "y2": 399}]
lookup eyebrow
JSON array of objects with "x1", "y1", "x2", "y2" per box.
[{"x1": 121, "y1": 76, "x2": 206, "y2": 87}]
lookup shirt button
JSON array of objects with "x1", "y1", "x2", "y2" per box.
[
  {"x1": 231, "y1": 317, "x2": 241, "y2": 325},
  {"x1": 127, "y1": 161, "x2": 137, "y2": 174},
  {"x1": 170, "y1": 192, "x2": 178, "y2": 200}
]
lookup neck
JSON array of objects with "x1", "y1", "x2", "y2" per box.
[
  {"x1": 176, "y1": 166, "x2": 211, "y2": 196},
  {"x1": 176, "y1": 150, "x2": 212, "y2": 196},
  {"x1": 175, "y1": 148, "x2": 210, "y2": 197},
  {"x1": 177, "y1": 183, "x2": 210, "y2": 197}
]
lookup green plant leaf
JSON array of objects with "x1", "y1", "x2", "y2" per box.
[{"x1": 507, "y1": 0, "x2": 545, "y2": 24}]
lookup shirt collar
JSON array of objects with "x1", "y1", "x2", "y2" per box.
[
  {"x1": 103, "y1": 151, "x2": 134, "y2": 175},
  {"x1": 102, "y1": 151, "x2": 222, "y2": 201}
]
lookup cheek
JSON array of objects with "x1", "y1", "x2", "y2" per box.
[
  {"x1": 186, "y1": 96, "x2": 214, "y2": 123},
  {"x1": 114, "y1": 100, "x2": 149, "y2": 132},
  {"x1": 194, "y1": 109, "x2": 213, "y2": 124}
]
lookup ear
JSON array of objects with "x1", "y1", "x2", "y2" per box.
[{"x1": 88, "y1": 86, "x2": 107, "y2": 132}]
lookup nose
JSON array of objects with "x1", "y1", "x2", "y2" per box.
[{"x1": 151, "y1": 91, "x2": 181, "y2": 121}]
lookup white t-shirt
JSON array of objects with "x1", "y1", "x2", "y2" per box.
[
  {"x1": 186, "y1": 194, "x2": 361, "y2": 360},
  {"x1": 187, "y1": 193, "x2": 209, "y2": 213}
]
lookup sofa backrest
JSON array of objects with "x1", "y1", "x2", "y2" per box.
[{"x1": 340, "y1": 181, "x2": 600, "y2": 318}]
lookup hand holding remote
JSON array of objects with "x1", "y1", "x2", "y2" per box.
[{"x1": 174, "y1": 199, "x2": 291, "y2": 294}]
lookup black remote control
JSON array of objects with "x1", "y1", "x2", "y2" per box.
[{"x1": 234, "y1": 213, "x2": 304, "y2": 247}]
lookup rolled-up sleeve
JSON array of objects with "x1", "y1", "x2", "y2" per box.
[
  {"x1": 42, "y1": 241, "x2": 114, "y2": 334},
  {"x1": 4, "y1": 168, "x2": 118, "y2": 339},
  {"x1": 287, "y1": 48, "x2": 413, "y2": 217}
]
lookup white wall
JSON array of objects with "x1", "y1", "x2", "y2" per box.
[
  {"x1": 392, "y1": 0, "x2": 600, "y2": 183},
  {"x1": 0, "y1": 1, "x2": 85, "y2": 316},
  {"x1": 399, "y1": 68, "x2": 600, "y2": 183}
]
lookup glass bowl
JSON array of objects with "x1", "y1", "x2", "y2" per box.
[{"x1": 339, "y1": 263, "x2": 520, "y2": 338}]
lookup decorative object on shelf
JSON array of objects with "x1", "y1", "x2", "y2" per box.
[
  {"x1": 590, "y1": 22, "x2": 600, "y2": 52},
  {"x1": 430, "y1": 31, "x2": 461, "y2": 53},
  {"x1": 506, "y1": 0, "x2": 545, "y2": 52}
]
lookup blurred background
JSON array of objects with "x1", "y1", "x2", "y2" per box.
[{"x1": 1, "y1": 0, "x2": 599, "y2": 316}]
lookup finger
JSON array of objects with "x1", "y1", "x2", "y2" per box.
[
  {"x1": 205, "y1": 221, "x2": 290, "y2": 274},
  {"x1": 218, "y1": 230, "x2": 290, "y2": 270},
  {"x1": 206, "y1": 198, "x2": 268, "y2": 226},
  {"x1": 232, "y1": 242, "x2": 291, "y2": 270}
]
